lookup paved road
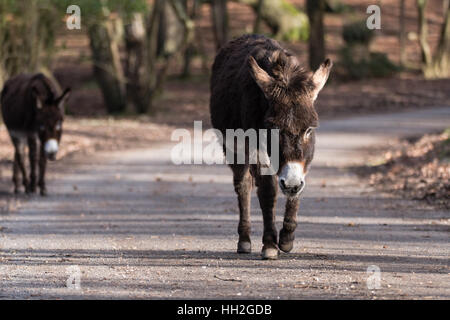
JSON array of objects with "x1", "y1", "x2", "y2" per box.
[{"x1": 0, "y1": 107, "x2": 449, "y2": 299}]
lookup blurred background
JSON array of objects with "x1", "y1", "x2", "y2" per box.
[
  {"x1": 0, "y1": 0, "x2": 449, "y2": 207},
  {"x1": 0, "y1": 0, "x2": 448, "y2": 118}
]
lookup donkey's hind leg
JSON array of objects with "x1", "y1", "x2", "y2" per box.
[{"x1": 231, "y1": 164, "x2": 253, "y2": 253}]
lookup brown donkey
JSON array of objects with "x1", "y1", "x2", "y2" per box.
[
  {"x1": 210, "y1": 35, "x2": 332, "y2": 259},
  {"x1": 1, "y1": 73, "x2": 70, "y2": 196}
]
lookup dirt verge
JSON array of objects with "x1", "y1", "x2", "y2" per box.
[{"x1": 356, "y1": 130, "x2": 450, "y2": 209}]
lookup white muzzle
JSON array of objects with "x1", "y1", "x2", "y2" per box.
[
  {"x1": 44, "y1": 139, "x2": 59, "y2": 155},
  {"x1": 279, "y1": 162, "x2": 306, "y2": 197}
]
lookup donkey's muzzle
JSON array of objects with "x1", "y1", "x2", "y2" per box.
[
  {"x1": 279, "y1": 162, "x2": 306, "y2": 197},
  {"x1": 44, "y1": 139, "x2": 59, "y2": 161},
  {"x1": 279, "y1": 178, "x2": 305, "y2": 196}
]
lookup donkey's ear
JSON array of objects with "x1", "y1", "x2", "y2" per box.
[
  {"x1": 31, "y1": 87, "x2": 44, "y2": 109},
  {"x1": 57, "y1": 88, "x2": 71, "y2": 110},
  {"x1": 248, "y1": 56, "x2": 274, "y2": 98},
  {"x1": 311, "y1": 59, "x2": 332, "y2": 101}
]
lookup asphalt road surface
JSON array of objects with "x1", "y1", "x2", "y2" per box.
[{"x1": 0, "y1": 107, "x2": 449, "y2": 299}]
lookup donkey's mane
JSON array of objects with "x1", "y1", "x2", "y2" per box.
[{"x1": 267, "y1": 50, "x2": 314, "y2": 105}]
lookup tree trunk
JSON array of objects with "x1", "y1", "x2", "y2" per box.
[
  {"x1": 307, "y1": 0, "x2": 326, "y2": 70},
  {"x1": 417, "y1": 0, "x2": 450, "y2": 78},
  {"x1": 124, "y1": 0, "x2": 189, "y2": 113},
  {"x1": 430, "y1": 0, "x2": 449, "y2": 77},
  {"x1": 235, "y1": 0, "x2": 309, "y2": 42},
  {"x1": 253, "y1": 0, "x2": 264, "y2": 33},
  {"x1": 123, "y1": 0, "x2": 163, "y2": 114},
  {"x1": 0, "y1": 5, "x2": 7, "y2": 89},
  {"x1": 417, "y1": 0, "x2": 432, "y2": 65},
  {"x1": 27, "y1": 0, "x2": 40, "y2": 72},
  {"x1": 399, "y1": 0, "x2": 406, "y2": 67},
  {"x1": 88, "y1": 19, "x2": 127, "y2": 114},
  {"x1": 158, "y1": 0, "x2": 185, "y2": 57},
  {"x1": 125, "y1": 13, "x2": 148, "y2": 113},
  {"x1": 211, "y1": 0, "x2": 229, "y2": 50},
  {"x1": 182, "y1": 0, "x2": 200, "y2": 78}
]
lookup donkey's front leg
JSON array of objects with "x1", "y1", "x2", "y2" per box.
[
  {"x1": 12, "y1": 152, "x2": 21, "y2": 194},
  {"x1": 28, "y1": 135, "x2": 38, "y2": 193},
  {"x1": 12, "y1": 138, "x2": 29, "y2": 193},
  {"x1": 38, "y1": 145, "x2": 48, "y2": 196},
  {"x1": 232, "y1": 165, "x2": 253, "y2": 253},
  {"x1": 279, "y1": 197, "x2": 300, "y2": 253},
  {"x1": 257, "y1": 175, "x2": 278, "y2": 260}
]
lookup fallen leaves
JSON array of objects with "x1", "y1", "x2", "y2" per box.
[{"x1": 359, "y1": 130, "x2": 450, "y2": 209}]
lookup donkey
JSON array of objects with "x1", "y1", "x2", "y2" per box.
[
  {"x1": 210, "y1": 35, "x2": 332, "y2": 259},
  {"x1": 1, "y1": 73, "x2": 70, "y2": 196}
]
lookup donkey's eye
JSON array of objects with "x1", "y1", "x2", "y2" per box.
[
  {"x1": 55, "y1": 124, "x2": 61, "y2": 131},
  {"x1": 304, "y1": 127, "x2": 314, "y2": 140},
  {"x1": 39, "y1": 125, "x2": 45, "y2": 131}
]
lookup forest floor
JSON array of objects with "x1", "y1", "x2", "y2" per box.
[{"x1": 0, "y1": 107, "x2": 448, "y2": 299}]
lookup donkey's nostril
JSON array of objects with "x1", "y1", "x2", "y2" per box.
[{"x1": 280, "y1": 179, "x2": 305, "y2": 195}]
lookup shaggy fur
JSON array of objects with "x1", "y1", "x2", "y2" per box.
[
  {"x1": 210, "y1": 34, "x2": 331, "y2": 259},
  {"x1": 1, "y1": 73, "x2": 70, "y2": 195}
]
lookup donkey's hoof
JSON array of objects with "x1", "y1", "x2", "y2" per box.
[
  {"x1": 40, "y1": 189, "x2": 47, "y2": 197},
  {"x1": 237, "y1": 241, "x2": 251, "y2": 254},
  {"x1": 261, "y1": 247, "x2": 279, "y2": 260},
  {"x1": 279, "y1": 241, "x2": 294, "y2": 253}
]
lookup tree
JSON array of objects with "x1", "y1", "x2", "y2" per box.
[
  {"x1": 253, "y1": 0, "x2": 264, "y2": 33},
  {"x1": 417, "y1": 0, "x2": 450, "y2": 78},
  {"x1": 68, "y1": 0, "x2": 144, "y2": 114},
  {"x1": 181, "y1": 0, "x2": 201, "y2": 77},
  {"x1": 211, "y1": 0, "x2": 229, "y2": 50},
  {"x1": 80, "y1": 0, "x2": 190, "y2": 114},
  {"x1": 88, "y1": 4, "x2": 127, "y2": 114},
  {"x1": 0, "y1": 0, "x2": 59, "y2": 89},
  {"x1": 234, "y1": 0, "x2": 309, "y2": 41},
  {"x1": 399, "y1": 0, "x2": 406, "y2": 67},
  {"x1": 307, "y1": 0, "x2": 326, "y2": 70},
  {"x1": 124, "y1": 0, "x2": 193, "y2": 113}
]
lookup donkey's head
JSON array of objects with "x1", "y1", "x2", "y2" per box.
[
  {"x1": 32, "y1": 86, "x2": 71, "y2": 161},
  {"x1": 249, "y1": 51, "x2": 332, "y2": 197}
]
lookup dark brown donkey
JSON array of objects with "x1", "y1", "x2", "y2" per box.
[
  {"x1": 1, "y1": 73, "x2": 70, "y2": 196},
  {"x1": 210, "y1": 35, "x2": 332, "y2": 259}
]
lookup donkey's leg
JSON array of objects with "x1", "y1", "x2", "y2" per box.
[
  {"x1": 279, "y1": 197, "x2": 300, "y2": 253},
  {"x1": 27, "y1": 135, "x2": 38, "y2": 193},
  {"x1": 232, "y1": 164, "x2": 253, "y2": 253},
  {"x1": 257, "y1": 174, "x2": 279, "y2": 260},
  {"x1": 38, "y1": 145, "x2": 47, "y2": 196},
  {"x1": 12, "y1": 137, "x2": 29, "y2": 193},
  {"x1": 12, "y1": 152, "x2": 20, "y2": 194}
]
